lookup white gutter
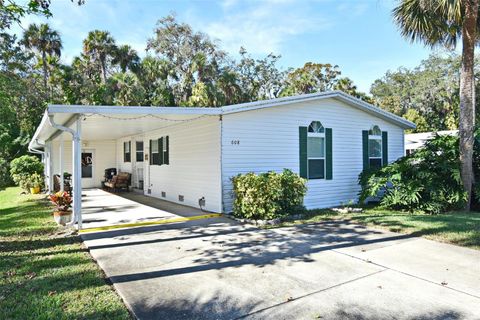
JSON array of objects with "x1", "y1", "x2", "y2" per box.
[
  {"x1": 28, "y1": 140, "x2": 45, "y2": 155},
  {"x1": 48, "y1": 105, "x2": 222, "y2": 115}
]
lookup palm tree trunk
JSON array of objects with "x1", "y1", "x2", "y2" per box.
[
  {"x1": 41, "y1": 50, "x2": 48, "y2": 98},
  {"x1": 101, "y1": 58, "x2": 107, "y2": 83},
  {"x1": 459, "y1": 0, "x2": 478, "y2": 211}
]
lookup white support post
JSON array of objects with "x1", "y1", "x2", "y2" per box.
[
  {"x1": 72, "y1": 117, "x2": 82, "y2": 230},
  {"x1": 48, "y1": 114, "x2": 83, "y2": 231},
  {"x1": 46, "y1": 142, "x2": 53, "y2": 192},
  {"x1": 59, "y1": 136, "x2": 64, "y2": 191}
]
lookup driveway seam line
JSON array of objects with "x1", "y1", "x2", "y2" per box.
[
  {"x1": 331, "y1": 249, "x2": 480, "y2": 300},
  {"x1": 233, "y1": 269, "x2": 388, "y2": 319}
]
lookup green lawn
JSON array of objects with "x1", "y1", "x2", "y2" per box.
[
  {"x1": 0, "y1": 187, "x2": 131, "y2": 319},
  {"x1": 280, "y1": 207, "x2": 480, "y2": 250}
]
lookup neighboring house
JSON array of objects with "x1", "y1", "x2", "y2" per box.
[
  {"x1": 405, "y1": 130, "x2": 458, "y2": 155},
  {"x1": 29, "y1": 91, "x2": 415, "y2": 224}
]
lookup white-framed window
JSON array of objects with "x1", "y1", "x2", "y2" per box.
[
  {"x1": 368, "y1": 125, "x2": 382, "y2": 169},
  {"x1": 136, "y1": 141, "x2": 144, "y2": 162},
  {"x1": 307, "y1": 121, "x2": 325, "y2": 179},
  {"x1": 123, "y1": 141, "x2": 131, "y2": 162},
  {"x1": 151, "y1": 139, "x2": 160, "y2": 165}
]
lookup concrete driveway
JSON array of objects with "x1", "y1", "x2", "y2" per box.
[{"x1": 81, "y1": 215, "x2": 480, "y2": 320}]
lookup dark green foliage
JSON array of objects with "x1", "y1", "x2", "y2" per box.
[
  {"x1": 232, "y1": 169, "x2": 307, "y2": 220},
  {"x1": 370, "y1": 53, "x2": 480, "y2": 133},
  {"x1": 10, "y1": 155, "x2": 44, "y2": 191},
  {"x1": 0, "y1": 11, "x2": 369, "y2": 190},
  {"x1": 359, "y1": 135, "x2": 467, "y2": 214}
]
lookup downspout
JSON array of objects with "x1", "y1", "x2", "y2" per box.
[{"x1": 48, "y1": 114, "x2": 82, "y2": 229}]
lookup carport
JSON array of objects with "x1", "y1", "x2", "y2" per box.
[
  {"x1": 28, "y1": 105, "x2": 222, "y2": 230},
  {"x1": 79, "y1": 188, "x2": 220, "y2": 233}
]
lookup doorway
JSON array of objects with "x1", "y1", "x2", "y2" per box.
[
  {"x1": 133, "y1": 139, "x2": 144, "y2": 190},
  {"x1": 81, "y1": 149, "x2": 95, "y2": 188}
]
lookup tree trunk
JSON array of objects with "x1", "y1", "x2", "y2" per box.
[
  {"x1": 41, "y1": 50, "x2": 48, "y2": 98},
  {"x1": 101, "y1": 58, "x2": 107, "y2": 83},
  {"x1": 459, "y1": 0, "x2": 478, "y2": 211}
]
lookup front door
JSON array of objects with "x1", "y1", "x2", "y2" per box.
[
  {"x1": 132, "y1": 140, "x2": 144, "y2": 190},
  {"x1": 81, "y1": 149, "x2": 95, "y2": 189}
]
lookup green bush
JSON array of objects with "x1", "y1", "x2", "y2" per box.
[
  {"x1": 359, "y1": 134, "x2": 467, "y2": 214},
  {"x1": 10, "y1": 155, "x2": 44, "y2": 191},
  {"x1": 232, "y1": 169, "x2": 307, "y2": 220}
]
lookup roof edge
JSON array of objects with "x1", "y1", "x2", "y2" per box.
[
  {"x1": 221, "y1": 91, "x2": 416, "y2": 130},
  {"x1": 48, "y1": 105, "x2": 222, "y2": 115}
]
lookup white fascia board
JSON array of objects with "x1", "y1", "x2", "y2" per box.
[
  {"x1": 28, "y1": 110, "x2": 49, "y2": 150},
  {"x1": 48, "y1": 105, "x2": 222, "y2": 115},
  {"x1": 334, "y1": 92, "x2": 416, "y2": 129},
  {"x1": 220, "y1": 91, "x2": 416, "y2": 130},
  {"x1": 221, "y1": 91, "x2": 338, "y2": 113}
]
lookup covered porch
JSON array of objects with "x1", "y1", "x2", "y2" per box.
[{"x1": 29, "y1": 105, "x2": 222, "y2": 230}]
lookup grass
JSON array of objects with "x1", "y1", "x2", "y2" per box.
[
  {"x1": 278, "y1": 206, "x2": 480, "y2": 250},
  {"x1": 0, "y1": 187, "x2": 131, "y2": 320}
]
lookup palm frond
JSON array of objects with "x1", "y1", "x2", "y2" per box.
[{"x1": 392, "y1": 0, "x2": 464, "y2": 49}]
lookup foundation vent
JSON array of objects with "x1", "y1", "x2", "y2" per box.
[
  {"x1": 161, "y1": 191, "x2": 166, "y2": 198},
  {"x1": 178, "y1": 195, "x2": 184, "y2": 202}
]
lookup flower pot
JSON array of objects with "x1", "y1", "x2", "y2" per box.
[
  {"x1": 30, "y1": 186, "x2": 40, "y2": 194},
  {"x1": 53, "y1": 210, "x2": 72, "y2": 226}
]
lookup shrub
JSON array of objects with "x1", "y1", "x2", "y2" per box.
[
  {"x1": 25, "y1": 173, "x2": 44, "y2": 189},
  {"x1": 359, "y1": 134, "x2": 467, "y2": 214},
  {"x1": 232, "y1": 169, "x2": 307, "y2": 220},
  {"x1": 10, "y1": 155, "x2": 44, "y2": 191}
]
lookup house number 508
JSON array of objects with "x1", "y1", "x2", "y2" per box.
[{"x1": 231, "y1": 140, "x2": 240, "y2": 145}]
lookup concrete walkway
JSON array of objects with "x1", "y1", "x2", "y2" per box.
[
  {"x1": 81, "y1": 189, "x2": 206, "y2": 229},
  {"x1": 81, "y1": 207, "x2": 480, "y2": 319}
]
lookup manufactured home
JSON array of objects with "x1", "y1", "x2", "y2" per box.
[{"x1": 29, "y1": 91, "x2": 415, "y2": 227}]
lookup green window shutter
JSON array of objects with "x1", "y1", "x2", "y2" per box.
[
  {"x1": 164, "y1": 136, "x2": 169, "y2": 165},
  {"x1": 362, "y1": 130, "x2": 369, "y2": 170},
  {"x1": 325, "y1": 128, "x2": 333, "y2": 180},
  {"x1": 299, "y1": 127, "x2": 308, "y2": 178},
  {"x1": 149, "y1": 140, "x2": 152, "y2": 165},
  {"x1": 382, "y1": 131, "x2": 388, "y2": 166},
  {"x1": 159, "y1": 137, "x2": 164, "y2": 165}
]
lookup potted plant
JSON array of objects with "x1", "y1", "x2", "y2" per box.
[
  {"x1": 49, "y1": 191, "x2": 73, "y2": 225},
  {"x1": 27, "y1": 173, "x2": 44, "y2": 194},
  {"x1": 63, "y1": 172, "x2": 72, "y2": 181}
]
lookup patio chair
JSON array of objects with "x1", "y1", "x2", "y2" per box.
[
  {"x1": 104, "y1": 172, "x2": 131, "y2": 192},
  {"x1": 53, "y1": 174, "x2": 72, "y2": 195}
]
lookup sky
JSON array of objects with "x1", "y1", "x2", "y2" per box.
[{"x1": 15, "y1": 0, "x2": 438, "y2": 93}]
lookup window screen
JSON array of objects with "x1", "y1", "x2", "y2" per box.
[
  {"x1": 136, "y1": 141, "x2": 144, "y2": 162},
  {"x1": 123, "y1": 141, "x2": 131, "y2": 162},
  {"x1": 308, "y1": 159, "x2": 325, "y2": 179}
]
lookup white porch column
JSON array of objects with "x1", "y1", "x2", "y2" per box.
[
  {"x1": 46, "y1": 141, "x2": 54, "y2": 192},
  {"x1": 59, "y1": 136, "x2": 64, "y2": 191},
  {"x1": 72, "y1": 117, "x2": 82, "y2": 230}
]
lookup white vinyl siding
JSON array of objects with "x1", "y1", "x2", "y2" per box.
[
  {"x1": 50, "y1": 139, "x2": 117, "y2": 189},
  {"x1": 119, "y1": 116, "x2": 222, "y2": 213},
  {"x1": 221, "y1": 98, "x2": 405, "y2": 212}
]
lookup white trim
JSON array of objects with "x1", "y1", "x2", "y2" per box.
[
  {"x1": 48, "y1": 105, "x2": 222, "y2": 115},
  {"x1": 221, "y1": 91, "x2": 416, "y2": 129},
  {"x1": 30, "y1": 91, "x2": 415, "y2": 151}
]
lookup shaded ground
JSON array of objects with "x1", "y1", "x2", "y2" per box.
[
  {"x1": 81, "y1": 189, "x2": 207, "y2": 230},
  {"x1": 0, "y1": 187, "x2": 131, "y2": 319},
  {"x1": 82, "y1": 214, "x2": 480, "y2": 319},
  {"x1": 278, "y1": 207, "x2": 480, "y2": 250}
]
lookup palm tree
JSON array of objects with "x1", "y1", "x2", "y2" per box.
[
  {"x1": 393, "y1": 0, "x2": 479, "y2": 210},
  {"x1": 112, "y1": 44, "x2": 140, "y2": 73},
  {"x1": 22, "y1": 23, "x2": 62, "y2": 93},
  {"x1": 83, "y1": 30, "x2": 116, "y2": 83}
]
